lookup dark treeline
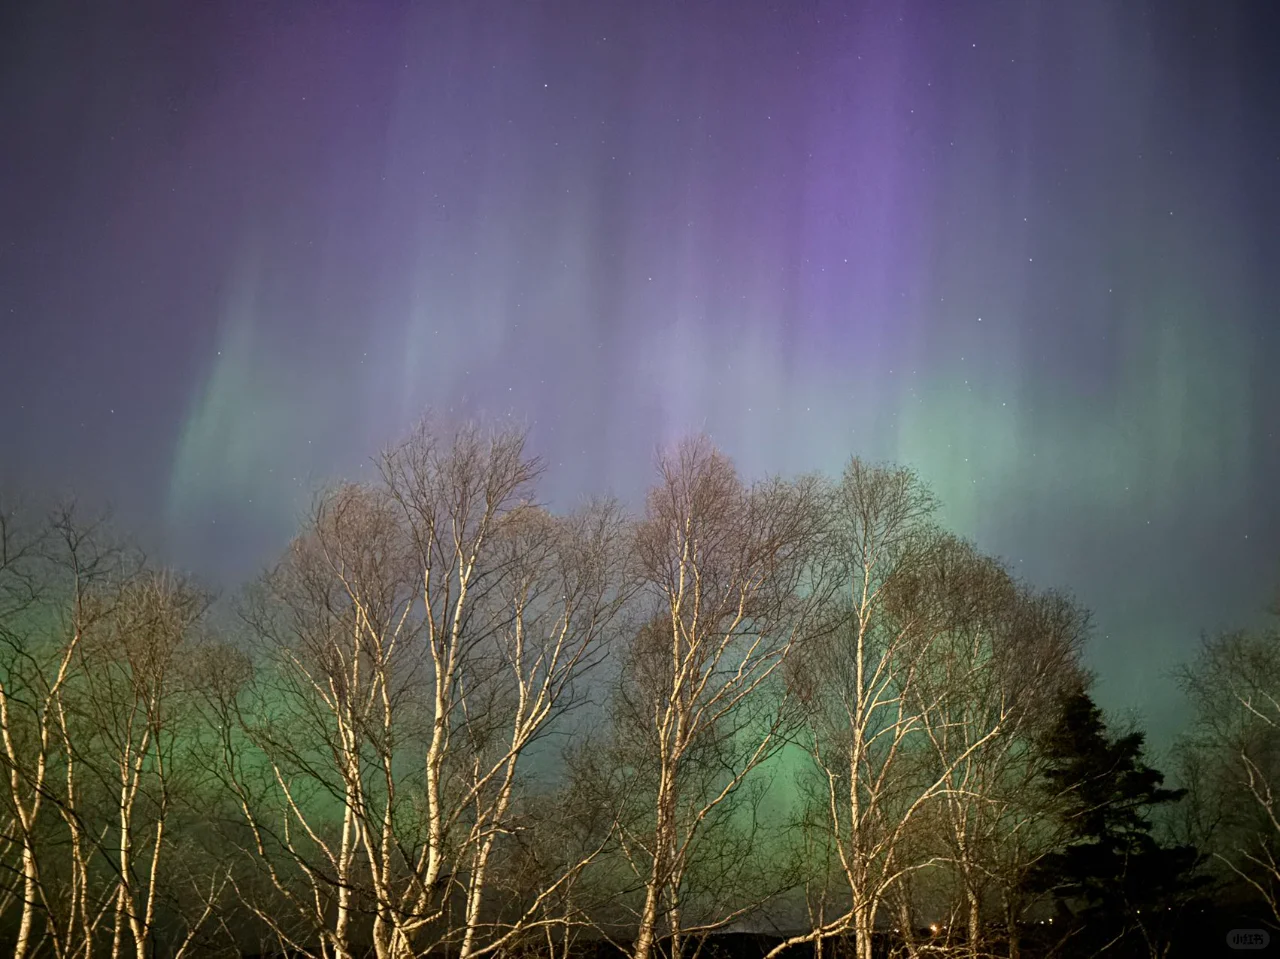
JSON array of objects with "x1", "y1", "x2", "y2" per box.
[{"x1": 0, "y1": 419, "x2": 1274, "y2": 959}]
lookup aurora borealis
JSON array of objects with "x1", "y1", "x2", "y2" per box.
[{"x1": 1, "y1": 0, "x2": 1277, "y2": 743}]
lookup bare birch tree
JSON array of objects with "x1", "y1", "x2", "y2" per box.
[
  {"x1": 773, "y1": 460, "x2": 973, "y2": 959},
  {"x1": 65, "y1": 570, "x2": 224, "y2": 959},
  {"x1": 0, "y1": 500, "x2": 45, "y2": 954},
  {"x1": 594, "y1": 437, "x2": 827, "y2": 959},
  {"x1": 0, "y1": 504, "x2": 126, "y2": 959},
  {"x1": 447, "y1": 493, "x2": 634, "y2": 959},
  {"x1": 0, "y1": 502, "x2": 224, "y2": 959},
  {"x1": 752, "y1": 455, "x2": 1075, "y2": 957},
  {"x1": 778, "y1": 469, "x2": 1088, "y2": 959},
  {"x1": 906, "y1": 539, "x2": 1087, "y2": 958},
  {"x1": 0, "y1": 498, "x2": 58, "y2": 959},
  {"x1": 221, "y1": 479, "x2": 423, "y2": 959},
  {"x1": 216, "y1": 420, "x2": 629, "y2": 959},
  {"x1": 1177, "y1": 611, "x2": 1280, "y2": 926}
]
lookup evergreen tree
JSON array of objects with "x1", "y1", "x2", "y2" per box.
[{"x1": 1028, "y1": 692, "x2": 1205, "y2": 955}]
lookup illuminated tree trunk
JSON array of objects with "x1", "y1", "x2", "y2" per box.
[
  {"x1": 13, "y1": 840, "x2": 38, "y2": 959},
  {"x1": 632, "y1": 763, "x2": 675, "y2": 959}
]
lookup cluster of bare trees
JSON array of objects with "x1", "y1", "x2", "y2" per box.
[
  {"x1": 0, "y1": 421, "x2": 1119, "y2": 959},
  {"x1": 0, "y1": 506, "x2": 220, "y2": 959},
  {"x1": 1176, "y1": 597, "x2": 1280, "y2": 928},
  {"x1": 770, "y1": 463, "x2": 1087, "y2": 959}
]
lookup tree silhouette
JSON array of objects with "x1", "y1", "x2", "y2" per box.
[{"x1": 1029, "y1": 691, "x2": 1204, "y2": 956}]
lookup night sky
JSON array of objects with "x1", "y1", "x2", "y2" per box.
[{"x1": 1, "y1": 0, "x2": 1277, "y2": 745}]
